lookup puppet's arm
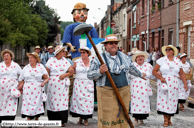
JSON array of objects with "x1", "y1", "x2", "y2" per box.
[{"x1": 66, "y1": 43, "x2": 77, "y2": 52}]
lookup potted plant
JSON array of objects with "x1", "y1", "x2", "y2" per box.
[
  {"x1": 151, "y1": 6, "x2": 155, "y2": 13},
  {"x1": 158, "y1": 2, "x2": 161, "y2": 10}
]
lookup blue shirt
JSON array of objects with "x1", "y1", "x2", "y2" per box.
[
  {"x1": 87, "y1": 51, "x2": 143, "y2": 87},
  {"x1": 38, "y1": 53, "x2": 46, "y2": 67},
  {"x1": 62, "y1": 22, "x2": 99, "y2": 59},
  {"x1": 45, "y1": 52, "x2": 55, "y2": 62}
]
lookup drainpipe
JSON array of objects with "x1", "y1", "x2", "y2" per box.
[
  {"x1": 131, "y1": 5, "x2": 133, "y2": 51},
  {"x1": 176, "y1": 0, "x2": 179, "y2": 46},
  {"x1": 147, "y1": 0, "x2": 149, "y2": 50}
]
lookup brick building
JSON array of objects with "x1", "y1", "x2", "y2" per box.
[
  {"x1": 127, "y1": 0, "x2": 162, "y2": 52},
  {"x1": 148, "y1": 0, "x2": 161, "y2": 52},
  {"x1": 161, "y1": 0, "x2": 179, "y2": 50},
  {"x1": 179, "y1": 0, "x2": 194, "y2": 59},
  {"x1": 127, "y1": 0, "x2": 141, "y2": 52},
  {"x1": 139, "y1": 0, "x2": 148, "y2": 51}
]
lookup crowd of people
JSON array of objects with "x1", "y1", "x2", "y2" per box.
[{"x1": 0, "y1": 34, "x2": 193, "y2": 128}]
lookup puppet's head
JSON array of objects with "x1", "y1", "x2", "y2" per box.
[{"x1": 71, "y1": 3, "x2": 89, "y2": 23}]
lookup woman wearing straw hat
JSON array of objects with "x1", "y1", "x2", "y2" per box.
[
  {"x1": 178, "y1": 53, "x2": 193, "y2": 112},
  {"x1": 129, "y1": 51, "x2": 155, "y2": 126},
  {"x1": 70, "y1": 46, "x2": 94, "y2": 126},
  {"x1": 45, "y1": 45, "x2": 74, "y2": 127},
  {"x1": 0, "y1": 49, "x2": 22, "y2": 123},
  {"x1": 18, "y1": 52, "x2": 49, "y2": 121},
  {"x1": 153, "y1": 45, "x2": 188, "y2": 127}
]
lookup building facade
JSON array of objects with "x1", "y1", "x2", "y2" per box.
[{"x1": 179, "y1": 0, "x2": 194, "y2": 59}]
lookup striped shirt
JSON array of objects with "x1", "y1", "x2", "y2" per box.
[{"x1": 87, "y1": 51, "x2": 143, "y2": 87}]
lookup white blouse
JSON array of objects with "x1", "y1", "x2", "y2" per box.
[
  {"x1": 156, "y1": 56, "x2": 182, "y2": 77},
  {"x1": 46, "y1": 57, "x2": 71, "y2": 76},
  {"x1": 0, "y1": 61, "x2": 21, "y2": 79}
]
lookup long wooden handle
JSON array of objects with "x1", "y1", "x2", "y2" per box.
[{"x1": 86, "y1": 33, "x2": 134, "y2": 128}]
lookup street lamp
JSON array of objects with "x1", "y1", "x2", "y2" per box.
[{"x1": 98, "y1": 8, "x2": 105, "y2": 17}]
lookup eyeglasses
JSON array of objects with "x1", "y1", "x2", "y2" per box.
[
  {"x1": 80, "y1": 52, "x2": 86, "y2": 54},
  {"x1": 165, "y1": 48, "x2": 173, "y2": 51},
  {"x1": 107, "y1": 42, "x2": 118, "y2": 45}
]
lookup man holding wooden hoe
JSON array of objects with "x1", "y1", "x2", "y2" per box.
[{"x1": 87, "y1": 34, "x2": 146, "y2": 128}]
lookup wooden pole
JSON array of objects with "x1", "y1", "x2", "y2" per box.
[{"x1": 86, "y1": 33, "x2": 134, "y2": 128}]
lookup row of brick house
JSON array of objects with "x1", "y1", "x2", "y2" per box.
[{"x1": 94, "y1": 0, "x2": 194, "y2": 61}]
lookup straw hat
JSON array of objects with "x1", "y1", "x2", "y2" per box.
[
  {"x1": 71, "y1": 3, "x2": 89, "y2": 14},
  {"x1": 1, "y1": 49, "x2": 15, "y2": 59},
  {"x1": 162, "y1": 45, "x2": 178, "y2": 56},
  {"x1": 48, "y1": 46, "x2": 53, "y2": 50},
  {"x1": 131, "y1": 47, "x2": 139, "y2": 54},
  {"x1": 180, "y1": 53, "x2": 187, "y2": 59},
  {"x1": 54, "y1": 45, "x2": 65, "y2": 55},
  {"x1": 78, "y1": 46, "x2": 91, "y2": 56},
  {"x1": 101, "y1": 34, "x2": 120, "y2": 44},
  {"x1": 26, "y1": 52, "x2": 41, "y2": 63},
  {"x1": 34, "y1": 46, "x2": 42, "y2": 50},
  {"x1": 132, "y1": 51, "x2": 148, "y2": 62}
]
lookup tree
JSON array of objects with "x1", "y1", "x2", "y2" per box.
[
  {"x1": 0, "y1": 0, "x2": 48, "y2": 47},
  {"x1": 0, "y1": 16, "x2": 13, "y2": 45},
  {"x1": 31, "y1": 0, "x2": 61, "y2": 46},
  {"x1": 60, "y1": 21, "x2": 74, "y2": 40}
]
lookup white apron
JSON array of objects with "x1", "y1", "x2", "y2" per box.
[
  {"x1": 46, "y1": 57, "x2": 71, "y2": 111},
  {"x1": 178, "y1": 62, "x2": 191, "y2": 100},
  {"x1": 70, "y1": 58, "x2": 94, "y2": 115},
  {"x1": 19, "y1": 63, "x2": 47, "y2": 116},
  {"x1": 130, "y1": 62, "x2": 154, "y2": 114},
  {"x1": 0, "y1": 61, "x2": 21, "y2": 116},
  {"x1": 156, "y1": 56, "x2": 181, "y2": 114}
]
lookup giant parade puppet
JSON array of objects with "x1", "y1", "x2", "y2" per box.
[{"x1": 62, "y1": 2, "x2": 103, "y2": 61}]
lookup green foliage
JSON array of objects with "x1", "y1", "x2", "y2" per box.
[
  {"x1": 158, "y1": 3, "x2": 161, "y2": 10},
  {"x1": 31, "y1": 0, "x2": 61, "y2": 45},
  {"x1": 0, "y1": 16, "x2": 12, "y2": 45},
  {"x1": 60, "y1": 21, "x2": 74, "y2": 30},
  {"x1": 151, "y1": 6, "x2": 155, "y2": 14},
  {"x1": 60, "y1": 21, "x2": 74, "y2": 40},
  {"x1": 0, "y1": 0, "x2": 60, "y2": 47}
]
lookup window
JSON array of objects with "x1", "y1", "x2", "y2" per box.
[
  {"x1": 162, "y1": 0, "x2": 164, "y2": 7},
  {"x1": 142, "y1": 34, "x2": 145, "y2": 51},
  {"x1": 152, "y1": 0, "x2": 155, "y2": 5},
  {"x1": 123, "y1": 14, "x2": 125, "y2": 30},
  {"x1": 152, "y1": 32, "x2": 155, "y2": 48},
  {"x1": 129, "y1": 19, "x2": 131, "y2": 36},
  {"x1": 162, "y1": 30, "x2": 164, "y2": 46},
  {"x1": 168, "y1": 29, "x2": 173, "y2": 45},
  {"x1": 134, "y1": 10, "x2": 136, "y2": 25},
  {"x1": 142, "y1": 0, "x2": 145, "y2": 15}
]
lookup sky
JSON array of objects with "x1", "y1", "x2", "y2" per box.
[{"x1": 45, "y1": 0, "x2": 111, "y2": 25}]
